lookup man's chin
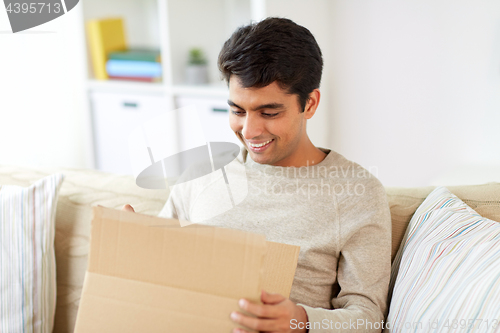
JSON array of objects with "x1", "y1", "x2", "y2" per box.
[{"x1": 248, "y1": 151, "x2": 271, "y2": 165}]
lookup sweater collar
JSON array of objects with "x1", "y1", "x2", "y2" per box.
[{"x1": 239, "y1": 146, "x2": 339, "y2": 179}]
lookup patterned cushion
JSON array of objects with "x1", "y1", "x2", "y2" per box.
[
  {"x1": 385, "y1": 186, "x2": 500, "y2": 332},
  {"x1": 0, "y1": 174, "x2": 64, "y2": 333}
]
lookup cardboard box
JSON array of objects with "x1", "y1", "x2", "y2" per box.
[{"x1": 74, "y1": 206, "x2": 300, "y2": 332}]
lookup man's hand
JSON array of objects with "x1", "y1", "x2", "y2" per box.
[
  {"x1": 230, "y1": 290, "x2": 308, "y2": 333},
  {"x1": 121, "y1": 204, "x2": 135, "y2": 213}
]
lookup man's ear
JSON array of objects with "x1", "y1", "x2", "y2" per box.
[{"x1": 303, "y1": 89, "x2": 320, "y2": 119}]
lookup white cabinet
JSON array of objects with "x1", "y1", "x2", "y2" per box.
[
  {"x1": 175, "y1": 95, "x2": 242, "y2": 150},
  {"x1": 91, "y1": 92, "x2": 175, "y2": 175}
]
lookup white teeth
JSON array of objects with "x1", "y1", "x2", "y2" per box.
[{"x1": 249, "y1": 139, "x2": 273, "y2": 148}]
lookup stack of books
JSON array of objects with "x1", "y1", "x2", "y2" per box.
[
  {"x1": 106, "y1": 49, "x2": 162, "y2": 82},
  {"x1": 86, "y1": 17, "x2": 162, "y2": 82}
]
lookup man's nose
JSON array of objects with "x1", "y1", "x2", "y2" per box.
[{"x1": 241, "y1": 114, "x2": 264, "y2": 140}]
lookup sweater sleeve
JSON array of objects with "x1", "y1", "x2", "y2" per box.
[
  {"x1": 157, "y1": 172, "x2": 192, "y2": 221},
  {"x1": 157, "y1": 160, "x2": 213, "y2": 221},
  {"x1": 157, "y1": 193, "x2": 178, "y2": 219},
  {"x1": 297, "y1": 179, "x2": 392, "y2": 333}
]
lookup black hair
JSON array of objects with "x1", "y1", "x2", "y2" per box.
[{"x1": 218, "y1": 17, "x2": 323, "y2": 112}]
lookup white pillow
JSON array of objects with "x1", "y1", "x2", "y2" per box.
[
  {"x1": 0, "y1": 173, "x2": 64, "y2": 333},
  {"x1": 386, "y1": 186, "x2": 500, "y2": 332}
]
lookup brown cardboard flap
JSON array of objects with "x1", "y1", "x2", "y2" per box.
[
  {"x1": 89, "y1": 206, "x2": 266, "y2": 301},
  {"x1": 261, "y1": 241, "x2": 300, "y2": 298},
  {"x1": 75, "y1": 272, "x2": 242, "y2": 333}
]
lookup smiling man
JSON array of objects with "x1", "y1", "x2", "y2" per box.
[{"x1": 153, "y1": 17, "x2": 392, "y2": 333}]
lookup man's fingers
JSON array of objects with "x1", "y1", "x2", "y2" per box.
[
  {"x1": 238, "y1": 299, "x2": 283, "y2": 318},
  {"x1": 260, "y1": 290, "x2": 285, "y2": 305},
  {"x1": 122, "y1": 204, "x2": 135, "y2": 212},
  {"x1": 230, "y1": 311, "x2": 277, "y2": 332}
]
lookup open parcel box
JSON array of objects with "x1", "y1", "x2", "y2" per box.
[{"x1": 74, "y1": 206, "x2": 300, "y2": 332}]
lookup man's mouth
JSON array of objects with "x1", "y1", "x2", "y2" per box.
[
  {"x1": 245, "y1": 138, "x2": 275, "y2": 152},
  {"x1": 247, "y1": 139, "x2": 273, "y2": 148}
]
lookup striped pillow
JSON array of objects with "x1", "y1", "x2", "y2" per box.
[
  {"x1": 385, "y1": 186, "x2": 500, "y2": 332},
  {"x1": 0, "y1": 174, "x2": 64, "y2": 333}
]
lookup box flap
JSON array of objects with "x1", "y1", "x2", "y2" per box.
[
  {"x1": 261, "y1": 241, "x2": 300, "y2": 298},
  {"x1": 89, "y1": 206, "x2": 266, "y2": 301},
  {"x1": 75, "y1": 272, "x2": 245, "y2": 333}
]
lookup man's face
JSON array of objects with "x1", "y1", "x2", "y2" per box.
[{"x1": 228, "y1": 76, "x2": 308, "y2": 167}]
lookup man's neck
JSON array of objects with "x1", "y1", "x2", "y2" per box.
[
  {"x1": 296, "y1": 144, "x2": 327, "y2": 167},
  {"x1": 272, "y1": 139, "x2": 327, "y2": 168}
]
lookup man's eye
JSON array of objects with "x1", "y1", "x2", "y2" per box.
[
  {"x1": 231, "y1": 110, "x2": 245, "y2": 116},
  {"x1": 262, "y1": 113, "x2": 279, "y2": 117}
]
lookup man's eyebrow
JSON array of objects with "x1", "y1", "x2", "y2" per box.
[{"x1": 227, "y1": 100, "x2": 285, "y2": 111}]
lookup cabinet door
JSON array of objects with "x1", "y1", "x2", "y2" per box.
[
  {"x1": 91, "y1": 92, "x2": 176, "y2": 175},
  {"x1": 175, "y1": 96, "x2": 242, "y2": 150}
]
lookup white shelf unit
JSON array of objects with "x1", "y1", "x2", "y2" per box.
[{"x1": 82, "y1": 0, "x2": 258, "y2": 94}]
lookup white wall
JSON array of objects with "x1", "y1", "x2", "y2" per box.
[
  {"x1": 327, "y1": 0, "x2": 500, "y2": 186},
  {"x1": 0, "y1": 4, "x2": 92, "y2": 168}
]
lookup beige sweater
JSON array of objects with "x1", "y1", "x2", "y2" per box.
[{"x1": 158, "y1": 147, "x2": 392, "y2": 333}]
